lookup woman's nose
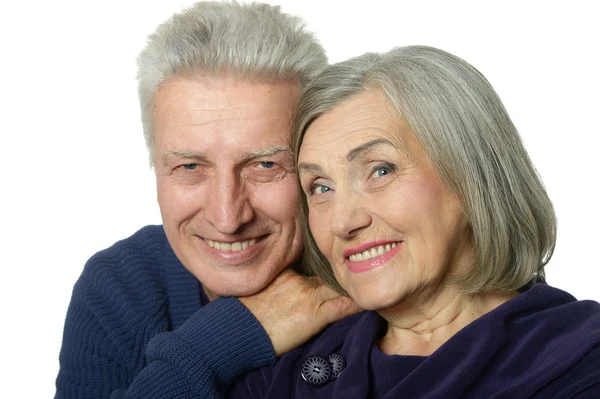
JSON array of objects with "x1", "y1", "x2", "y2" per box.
[{"x1": 330, "y1": 187, "x2": 371, "y2": 239}]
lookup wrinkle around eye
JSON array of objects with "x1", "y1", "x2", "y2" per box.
[
  {"x1": 243, "y1": 162, "x2": 289, "y2": 183},
  {"x1": 258, "y1": 161, "x2": 276, "y2": 169},
  {"x1": 168, "y1": 163, "x2": 210, "y2": 185},
  {"x1": 304, "y1": 177, "x2": 335, "y2": 205},
  {"x1": 369, "y1": 162, "x2": 395, "y2": 176}
]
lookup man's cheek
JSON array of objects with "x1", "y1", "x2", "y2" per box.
[{"x1": 258, "y1": 181, "x2": 299, "y2": 215}]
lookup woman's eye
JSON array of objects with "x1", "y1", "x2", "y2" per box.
[
  {"x1": 372, "y1": 163, "x2": 395, "y2": 178},
  {"x1": 259, "y1": 161, "x2": 276, "y2": 169},
  {"x1": 311, "y1": 184, "x2": 331, "y2": 195},
  {"x1": 182, "y1": 163, "x2": 198, "y2": 170},
  {"x1": 374, "y1": 168, "x2": 390, "y2": 177}
]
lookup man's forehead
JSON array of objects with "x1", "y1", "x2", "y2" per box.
[
  {"x1": 154, "y1": 78, "x2": 298, "y2": 137},
  {"x1": 157, "y1": 75, "x2": 298, "y2": 104}
]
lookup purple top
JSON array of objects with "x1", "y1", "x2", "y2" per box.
[{"x1": 230, "y1": 283, "x2": 600, "y2": 398}]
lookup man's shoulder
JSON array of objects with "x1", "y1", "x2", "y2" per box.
[
  {"x1": 85, "y1": 225, "x2": 170, "y2": 273},
  {"x1": 60, "y1": 226, "x2": 177, "y2": 376},
  {"x1": 95, "y1": 224, "x2": 169, "y2": 258},
  {"x1": 75, "y1": 225, "x2": 175, "y2": 310}
]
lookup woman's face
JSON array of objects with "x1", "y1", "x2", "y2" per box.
[{"x1": 298, "y1": 89, "x2": 472, "y2": 311}]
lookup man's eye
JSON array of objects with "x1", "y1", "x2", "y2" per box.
[
  {"x1": 182, "y1": 164, "x2": 198, "y2": 170},
  {"x1": 259, "y1": 161, "x2": 276, "y2": 169}
]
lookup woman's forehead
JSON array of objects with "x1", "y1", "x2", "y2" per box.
[{"x1": 300, "y1": 92, "x2": 417, "y2": 163}]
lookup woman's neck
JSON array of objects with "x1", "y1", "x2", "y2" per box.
[{"x1": 377, "y1": 285, "x2": 518, "y2": 356}]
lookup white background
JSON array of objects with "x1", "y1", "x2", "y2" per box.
[{"x1": 1, "y1": 0, "x2": 598, "y2": 397}]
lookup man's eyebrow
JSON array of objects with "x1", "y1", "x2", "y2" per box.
[
  {"x1": 347, "y1": 138, "x2": 394, "y2": 162},
  {"x1": 161, "y1": 146, "x2": 292, "y2": 166},
  {"x1": 242, "y1": 145, "x2": 292, "y2": 160},
  {"x1": 162, "y1": 150, "x2": 207, "y2": 166}
]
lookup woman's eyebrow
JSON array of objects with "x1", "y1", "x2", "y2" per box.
[
  {"x1": 347, "y1": 138, "x2": 394, "y2": 162},
  {"x1": 298, "y1": 139, "x2": 395, "y2": 175},
  {"x1": 297, "y1": 162, "x2": 323, "y2": 175}
]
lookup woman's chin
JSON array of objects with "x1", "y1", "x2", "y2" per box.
[{"x1": 350, "y1": 291, "x2": 400, "y2": 312}]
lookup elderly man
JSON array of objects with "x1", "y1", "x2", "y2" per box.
[{"x1": 55, "y1": 2, "x2": 357, "y2": 398}]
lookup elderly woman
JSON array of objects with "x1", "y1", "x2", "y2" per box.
[{"x1": 229, "y1": 46, "x2": 600, "y2": 398}]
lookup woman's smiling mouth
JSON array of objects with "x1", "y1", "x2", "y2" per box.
[{"x1": 344, "y1": 241, "x2": 403, "y2": 273}]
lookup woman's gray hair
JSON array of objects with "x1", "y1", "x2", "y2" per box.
[
  {"x1": 137, "y1": 1, "x2": 327, "y2": 165},
  {"x1": 293, "y1": 45, "x2": 556, "y2": 294}
]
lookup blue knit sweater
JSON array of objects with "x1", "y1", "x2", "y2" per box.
[{"x1": 55, "y1": 225, "x2": 275, "y2": 398}]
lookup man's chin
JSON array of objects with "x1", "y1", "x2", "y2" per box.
[{"x1": 202, "y1": 279, "x2": 267, "y2": 301}]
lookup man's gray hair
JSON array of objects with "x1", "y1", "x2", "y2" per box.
[
  {"x1": 293, "y1": 45, "x2": 556, "y2": 294},
  {"x1": 137, "y1": 1, "x2": 327, "y2": 164}
]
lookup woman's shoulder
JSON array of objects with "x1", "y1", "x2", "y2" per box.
[
  {"x1": 456, "y1": 282, "x2": 600, "y2": 397},
  {"x1": 525, "y1": 284, "x2": 600, "y2": 390},
  {"x1": 511, "y1": 283, "x2": 600, "y2": 336}
]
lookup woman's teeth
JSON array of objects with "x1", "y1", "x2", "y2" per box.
[{"x1": 348, "y1": 242, "x2": 398, "y2": 262}]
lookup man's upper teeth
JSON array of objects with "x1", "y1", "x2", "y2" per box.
[
  {"x1": 348, "y1": 243, "x2": 398, "y2": 262},
  {"x1": 204, "y1": 238, "x2": 257, "y2": 251}
]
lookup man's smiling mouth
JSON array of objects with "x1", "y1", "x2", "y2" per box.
[{"x1": 202, "y1": 236, "x2": 265, "y2": 251}]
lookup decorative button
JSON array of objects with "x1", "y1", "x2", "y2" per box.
[
  {"x1": 301, "y1": 355, "x2": 332, "y2": 386},
  {"x1": 327, "y1": 353, "x2": 346, "y2": 380}
]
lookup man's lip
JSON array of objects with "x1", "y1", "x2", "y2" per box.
[
  {"x1": 200, "y1": 235, "x2": 266, "y2": 245},
  {"x1": 195, "y1": 234, "x2": 269, "y2": 265},
  {"x1": 343, "y1": 240, "x2": 401, "y2": 258}
]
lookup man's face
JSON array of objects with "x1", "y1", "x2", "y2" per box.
[{"x1": 154, "y1": 76, "x2": 303, "y2": 299}]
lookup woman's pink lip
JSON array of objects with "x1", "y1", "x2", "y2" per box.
[
  {"x1": 344, "y1": 242, "x2": 403, "y2": 273},
  {"x1": 343, "y1": 240, "x2": 400, "y2": 258}
]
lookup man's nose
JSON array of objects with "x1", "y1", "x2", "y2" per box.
[{"x1": 204, "y1": 174, "x2": 254, "y2": 234}]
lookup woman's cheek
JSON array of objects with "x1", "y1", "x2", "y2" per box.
[{"x1": 309, "y1": 211, "x2": 332, "y2": 260}]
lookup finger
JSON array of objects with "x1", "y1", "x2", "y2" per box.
[
  {"x1": 273, "y1": 268, "x2": 299, "y2": 281},
  {"x1": 313, "y1": 282, "x2": 347, "y2": 302},
  {"x1": 304, "y1": 274, "x2": 325, "y2": 289},
  {"x1": 318, "y1": 296, "x2": 362, "y2": 324},
  {"x1": 267, "y1": 268, "x2": 301, "y2": 288}
]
